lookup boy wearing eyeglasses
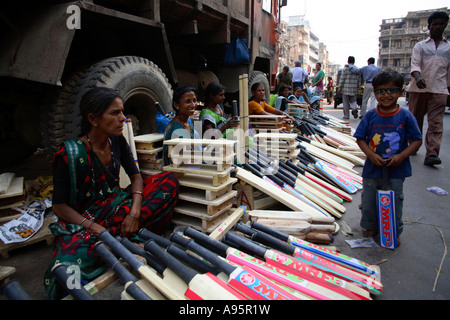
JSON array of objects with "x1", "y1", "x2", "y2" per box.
[{"x1": 353, "y1": 71, "x2": 423, "y2": 241}]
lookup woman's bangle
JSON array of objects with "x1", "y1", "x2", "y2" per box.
[
  {"x1": 87, "y1": 220, "x2": 94, "y2": 231},
  {"x1": 132, "y1": 191, "x2": 144, "y2": 196},
  {"x1": 128, "y1": 212, "x2": 139, "y2": 219},
  {"x1": 79, "y1": 217, "x2": 87, "y2": 226}
]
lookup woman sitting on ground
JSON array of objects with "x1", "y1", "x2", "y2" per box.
[
  {"x1": 199, "y1": 82, "x2": 239, "y2": 140},
  {"x1": 274, "y1": 85, "x2": 293, "y2": 112},
  {"x1": 288, "y1": 86, "x2": 312, "y2": 106},
  {"x1": 44, "y1": 87, "x2": 179, "y2": 299},
  {"x1": 248, "y1": 83, "x2": 294, "y2": 123},
  {"x1": 163, "y1": 86, "x2": 202, "y2": 166}
]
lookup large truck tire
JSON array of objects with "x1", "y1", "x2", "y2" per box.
[
  {"x1": 41, "y1": 56, "x2": 173, "y2": 158},
  {"x1": 248, "y1": 71, "x2": 271, "y2": 103}
]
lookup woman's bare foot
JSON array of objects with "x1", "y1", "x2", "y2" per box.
[{"x1": 363, "y1": 229, "x2": 377, "y2": 237}]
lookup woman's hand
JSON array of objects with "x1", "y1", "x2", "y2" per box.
[
  {"x1": 227, "y1": 117, "x2": 240, "y2": 128},
  {"x1": 88, "y1": 222, "x2": 106, "y2": 237},
  {"x1": 121, "y1": 212, "x2": 140, "y2": 237}
]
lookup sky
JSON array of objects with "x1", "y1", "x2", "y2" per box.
[{"x1": 280, "y1": 0, "x2": 449, "y2": 67}]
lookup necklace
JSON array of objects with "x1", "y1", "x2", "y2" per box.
[{"x1": 86, "y1": 134, "x2": 116, "y2": 170}]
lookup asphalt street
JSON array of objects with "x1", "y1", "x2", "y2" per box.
[{"x1": 0, "y1": 97, "x2": 449, "y2": 301}]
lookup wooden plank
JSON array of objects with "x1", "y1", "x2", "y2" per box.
[
  {"x1": 209, "y1": 207, "x2": 246, "y2": 241},
  {"x1": 163, "y1": 138, "x2": 236, "y2": 148},
  {"x1": 0, "y1": 177, "x2": 24, "y2": 200},
  {"x1": 177, "y1": 174, "x2": 237, "y2": 192},
  {"x1": 174, "y1": 197, "x2": 234, "y2": 217},
  {"x1": 0, "y1": 173, "x2": 15, "y2": 196},
  {"x1": 163, "y1": 164, "x2": 234, "y2": 178},
  {"x1": 178, "y1": 189, "x2": 237, "y2": 206},
  {"x1": 235, "y1": 167, "x2": 326, "y2": 218},
  {"x1": 134, "y1": 133, "x2": 164, "y2": 147},
  {"x1": 172, "y1": 208, "x2": 234, "y2": 233}
]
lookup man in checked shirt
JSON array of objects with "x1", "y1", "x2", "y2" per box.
[
  {"x1": 338, "y1": 56, "x2": 363, "y2": 120},
  {"x1": 408, "y1": 11, "x2": 449, "y2": 167}
]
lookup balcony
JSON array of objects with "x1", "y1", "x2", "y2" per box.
[{"x1": 379, "y1": 47, "x2": 413, "y2": 56}]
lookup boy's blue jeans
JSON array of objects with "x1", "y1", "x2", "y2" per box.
[{"x1": 360, "y1": 177, "x2": 405, "y2": 236}]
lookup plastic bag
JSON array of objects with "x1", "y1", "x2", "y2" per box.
[
  {"x1": 156, "y1": 112, "x2": 172, "y2": 134},
  {"x1": 426, "y1": 186, "x2": 448, "y2": 196},
  {"x1": 223, "y1": 37, "x2": 250, "y2": 65}
]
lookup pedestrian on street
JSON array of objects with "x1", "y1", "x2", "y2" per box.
[
  {"x1": 326, "y1": 76, "x2": 334, "y2": 105},
  {"x1": 276, "y1": 66, "x2": 293, "y2": 91},
  {"x1": 291, "y1": 61, "x2": 309, "y2": 91},
  {"x1": 348, "y1": 57, "x2": 382, "y2": 118},
  {"x1": 312, "y1": 63, "x2": 325, "y2": 96},
  {"x1": 354, "y1": 71, "x2": 422, "y2": 241},
  {"x1": 339, "y1": 56, "x2": 363, "y2": 119},
  {"x1": 407, "y1": 11, "x2": 449, "y2": 167}
]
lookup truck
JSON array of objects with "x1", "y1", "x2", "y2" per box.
[{"x1": 0, "y1": 0, "x2": 287, "y2": 166}]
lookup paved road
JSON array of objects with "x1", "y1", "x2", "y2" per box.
[{"x1": 1, "y1": 98, "x2": 449, "y2": 300}]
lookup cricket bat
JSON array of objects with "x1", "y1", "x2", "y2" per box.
[
  {"x1": 170, "y1": 233, "x2": 302, "y2": 300},
  {"x1": 223, "y1": 231, "x2": 371, "y2": 300},
  {"x1": 144, "y1": 240, "x2": 246, "y2": 300},
  {"x1": 98, "y1": 231, "x2": 186, "y2": 300},
  {"x1": 377, "y1": 166, "x2": 398, "y2": 249},
  {"x1": 51, "y1": 264, "x2": 95, "y2": 300},
  {"x1": 182, "y1": 227, "x2": 349, "y2": 300},
  {"x1": 237, "y1": 223, "x2": 382, "y2": 295},
  {"x1": 94, "y1": 241, "x2": 156, "y2": 300}
]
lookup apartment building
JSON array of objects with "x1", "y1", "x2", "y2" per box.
[
  {"x1": 279, "y1": 16, "x2": 329, "y2": 80},
  {"x1": 378, "y1": 7, "x2": 449, "y2": 81}
]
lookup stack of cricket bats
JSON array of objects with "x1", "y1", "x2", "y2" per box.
[{"x1": 85, "y1": 221, "x2": 382, "y2": 301}]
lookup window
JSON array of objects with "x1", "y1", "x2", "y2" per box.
[
  {"x1": 393, "y1": 40, "x2": 402, "y2": 48},
  {"x1": 382, "y1": 40, "x2": 390, "y2": 48},
  {"x1": 393, "y1": 59, "x2": 400, "y2": 67},
  {"x1": 263, "y1": 0, "x2": 272, "y2": 14},
  {"x1": 412, "y1": 19, "x2": 420, "y2": 28}
]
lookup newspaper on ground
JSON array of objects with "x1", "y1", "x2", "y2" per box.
[{"x1": 0, "y1": 198, "x2": 52, "y2": 244}]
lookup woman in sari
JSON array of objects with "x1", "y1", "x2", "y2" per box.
[
  {"x1": 199, "y1": 82, "x2": 239, "y2": 140},
  {"x1": 163, "y1": 87, "x2": 202, "y2": 166},
  {"x1": 312, "y1": 63, "x2": 325, "y2": 96},
  {"x1": 44, "y1": 87, "x2": 179, "y2": 299}
]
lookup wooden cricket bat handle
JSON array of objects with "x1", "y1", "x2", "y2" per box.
[
  {"x1": 223, "y1": 232, "x2": 267, "y2": 258},
  {"x1": 252, "y1": 221, "x2": 290, "y2": 241},
  {"x1": 170, "y1": 233, "x2": 235, "y2": 276},
  {"x1": 118, "y1": 237, "x2": 166, "y2": 275},
  {"x1": 51, "y1": 264, "x2": 95, "y2": 300},
  {"x1": 184, "y1": 227, "x2": 229, "y2": 257},
  {"x1": 144, "y1": 240, "x2": 197, "y2": 285},
  {"x1": 139, "y1": 228, "x2": 171, "y2": 248},
  {"x1": 94, "y1": 241, "x2": 140, "y2": 284},
  {"x1": 98, "y1": 231, "x2": 145, "y2": 272}
]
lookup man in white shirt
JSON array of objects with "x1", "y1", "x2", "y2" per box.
[
  {"x1": 291, "y1": 61, "x2": 309, "y2": 90},
  {"x1": 408, "y1": 11, "x2": 449, "y2": 167}
]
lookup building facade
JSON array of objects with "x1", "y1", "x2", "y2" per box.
[
  {"x1": 279, "y1": 16, "x2": 330, "y2": 84},
  {"x1": 378, "y1": 7, "x2": 449, "y2": 81}
]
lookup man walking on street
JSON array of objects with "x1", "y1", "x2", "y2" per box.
[
  {"x1": 291, "y1": 61, "x2": 309, "y2": 90},
  {"x1": 339, "y1": 56, "x2": 363, "y2": 119},
  {"x1": 348, "y1": 58, "x2": 381, "y2": 118},
  {"x1": 408, "y1": 11, "x2": 449, "y2": 167}
]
